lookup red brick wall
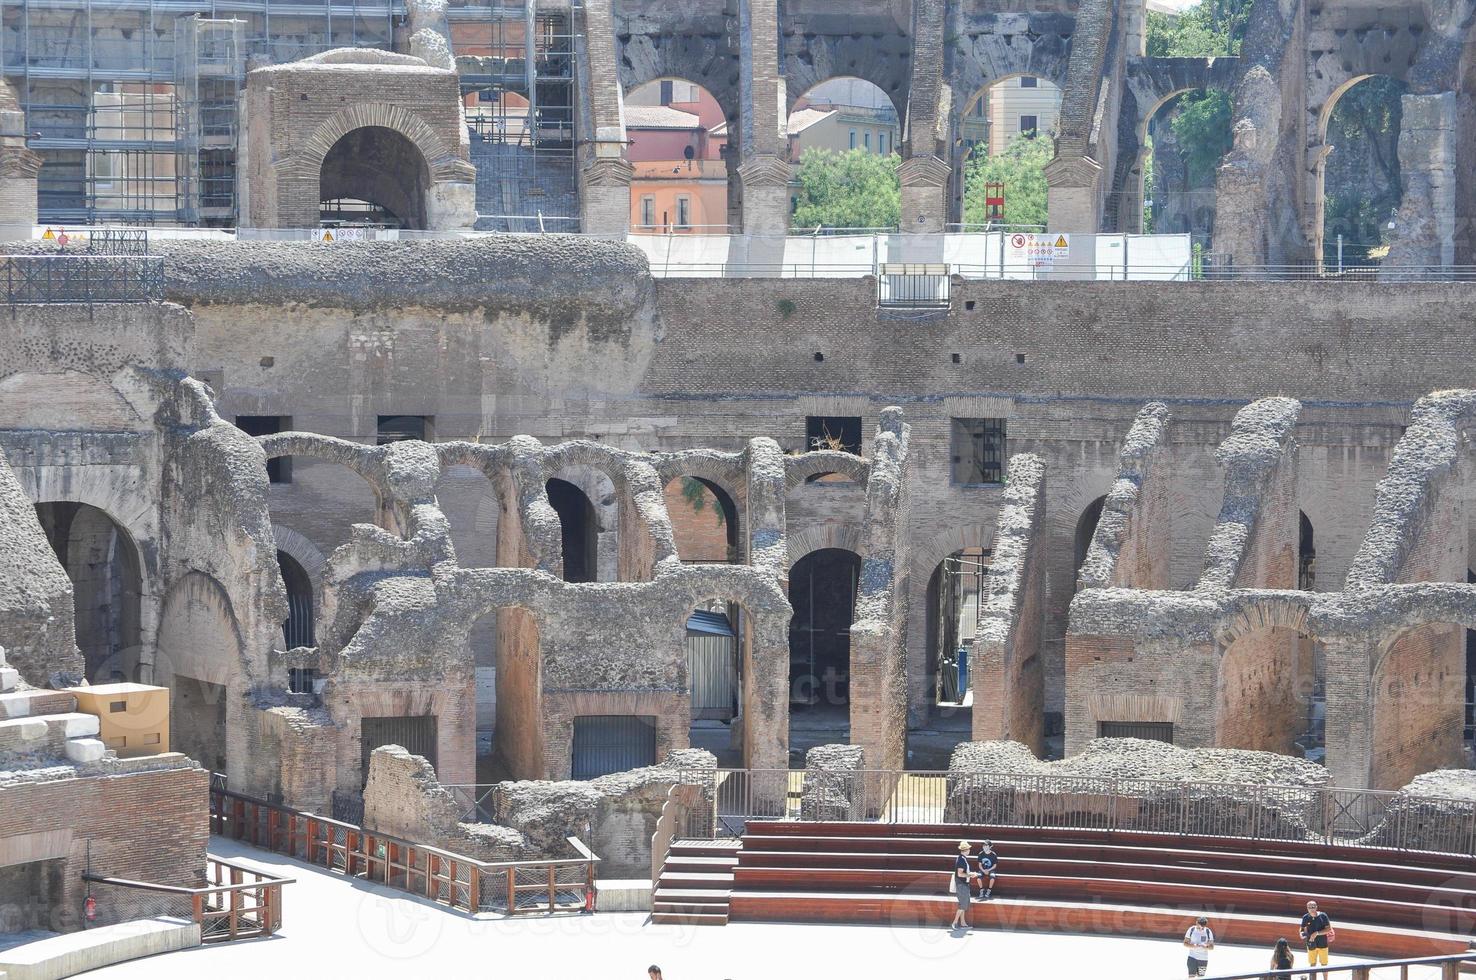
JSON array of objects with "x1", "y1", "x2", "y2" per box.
[{"x1": 664, "y1": 479, "x2": 730, "y2": 562}]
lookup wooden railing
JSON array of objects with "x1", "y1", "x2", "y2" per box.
[
  {"x1": 1205, "y1": 952, "x2": 1476, "y2": 980},
  {"x1": 82, "y1": 856, "x2": 292, "y2": 944},
  {"x1": 210, "y1": 785, "x2": 600, "y2": 915}
]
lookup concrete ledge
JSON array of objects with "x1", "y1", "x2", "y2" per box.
[
  {"x1": 595, "y1": 879, "x2": 652, "y2": 913},
  {"x1": 0, "y1": 917, "x2": 200, "y2": 980}
]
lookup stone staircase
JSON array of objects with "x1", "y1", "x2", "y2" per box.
[
  {"x1": 651, "y1": 839, "x2": 738, "y2": 926},
  {"x1": 0, "y1": 646, "x2": 107, "y2": 764}
]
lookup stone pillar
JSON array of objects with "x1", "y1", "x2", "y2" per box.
[
  {"x1": 737, "y1": 0, "x2": 789, "y2": 236},
  {"x1": 898, "y1": 155, "x2": 951, "y2": 234},
  {"x1": 577, "y1": 0, "x2": 631, "y2": 235},
  {"x1": 0, "y1": 82, "x2": 40, "y2": 244},
  {"x1": 1322, "y1": 636, "x2": 1374, "y2": 791},
  {"x1": 1381, "y1": 92, "x2": 1457, "y2": 276},
  {"x1": 1044, "y1": 155, "x2": 1104, "y2": 234}
]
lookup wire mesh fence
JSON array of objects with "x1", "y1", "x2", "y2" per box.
[
  {"x1": 0, "y1": 255, "x2": 164, "y2": 304},
  {"x1": 673, "y1": 769, "x2": 1476, "y2": 856}
]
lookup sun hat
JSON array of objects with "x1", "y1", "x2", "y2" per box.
[{"x1": 957, "y1": 840, "x2": 971, "y2": 851}]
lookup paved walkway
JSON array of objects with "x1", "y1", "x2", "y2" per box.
[{"x1": 79, "y1": 838, "x2": 1439, "y2": 980}]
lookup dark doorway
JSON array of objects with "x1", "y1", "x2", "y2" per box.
[
  {"x1": 172, "y1": 675, "x2": 227, "y2": 773},
  {"x1": 277, "y1": 551, "x2": 315, "y2": 650},
  {"x1": 34, "y1": 501, "x2": 142, "y2": 682},
  {"x1": 788, "y1": 548, "x2": 860, "y2": 758},
  {"x1": 1074, "y1": 495, "x2": 1107, "y2": 580},
  {"x1": 546, "y1": 478, "x2": 598, "y2": 582},
  {"x1": 572, "y1": 715, "x2": 657, "y2": 780},
  {"x1": 361, "y1": 715, "x2": 438, "y2": 786},
  {"x1": 1099, "y1": 720, "x2": 1173, "y2": 743},
  {"x1": 319, "y1": 126, "x2": 431, "y2": 229}
]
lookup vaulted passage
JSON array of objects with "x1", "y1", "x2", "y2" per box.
[
  {"x1": 789, "y1": 547, "x2": 860, "y2": 762},
  {"x1": 319, "y1": 126, "x2": 431, "y2": 229},
  {"x1": 546, "y1": 478, "x2": 598, "y2": 583},
  {"x1": 33, "y1": 501, "x2": 142, "y2": 682}
]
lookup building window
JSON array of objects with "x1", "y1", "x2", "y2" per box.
[
  {"x1": 951, "y1": 418, "x2": 1006, "y2": 485},
  {"x1": 660, "y1": 79, "x2": 673, "y2": 106},
  {"x1": 1099, "y1": 721, "x2": 1174, "y2": 743},
  {"x1": 1020, "y1": 76, "x2": 1039, "y2": 88},
  {"x1": 640, "y1": 195, "x2": 656, "y2": 228},
  {"x1": 849, "y1": 130, "x2": 857, "y2": 150},
  {"x1": 235, "y1": 415, "x2": 292, "y2": 484},
  {"x1": 376, "y1": 415, "x2": 432, "y2": 445},
  {"x1": 676, "y1": 195, "x2": 691, "y2": 229},
  {"x1": 880, "y1": 132, "x2": 889, "y2": 155},
  {"x1": 288, "y1": 667, "x2": 317, "y2": 695},
  {"x1": 863, "y1": 131, "x2": 871, "y2": 152},
  {"x1": 1019, "y1": 115, "x2": 1039, "y2": 137}
]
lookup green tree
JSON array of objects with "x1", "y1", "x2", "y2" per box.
[
  {"x1": 1322, "y1": 76, "x2": 1405, "y2": 261},
  {"x1": 1170, "y1": 89, "x2": 1234, "y2": 187},
  {"x1": 1146, "y1": 0, "x2": 1249, "y2": 57},
  {"x1": 962, "y1": 133, "x2": 1052, "y2": 229},
  {"x1": 790, "y1": 148, "x2": 901, "y2": 230}
]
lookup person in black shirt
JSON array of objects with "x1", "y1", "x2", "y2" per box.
[
  {"x1": 1299, "y1": 901, "x2": 1332, "y2": 967},
  {"x1": 975, "y1": 840, "x2": 999, "y2": 900},
  {"x1": 950, "y1": 840, "x2": 977, "y2": 929}
]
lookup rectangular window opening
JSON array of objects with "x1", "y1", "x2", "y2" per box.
[
  {"x1": 804, "y1": 416, "x2": 863, "y2": 484},
  {"x1": 1098, "y1": 721, "x2": 1174, "y2": 743},
  {"x1": 1019, "y1": 115, "x2": 1039, "y2": 137},
  {"x1": 951, "y1": 418, "x2": 1007, "y2": 485},
  {"x1": 376, "y1": 415, "x2": 433, "y2": 445},
  {"x1": 236, "y1": 415, "x2": 293, "y2": 484}
]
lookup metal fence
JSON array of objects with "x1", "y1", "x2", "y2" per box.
[
  {"x1": 676, "y1": 769, "x2": 1476, "y2": 856},
  {"x1": 0, "y1": 255, "x2": 164, "y2": 304}
]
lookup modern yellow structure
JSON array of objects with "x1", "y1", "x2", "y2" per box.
[{"x1": 68, "y1": 683, "x2": 170, "y2": 759}]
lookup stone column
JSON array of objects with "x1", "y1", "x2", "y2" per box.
[
  {"x1": 1321, "y1": 636, "x2": 1374, "y2": 791},
  {"x1": 737, "y1": 0, "x2": 790, "y2": 236},
  {"x1": 898, "y1": 155, "x2": 952, "y2": 234},
  {"x1": 900, "y1": 0, "x2": 949, "y2": 233},
  {"x1": 1381, "y1": 92, "x2": 1457, "y2": 276},
  {"x1": 1044, "y1": 155, "x2": 1104, "y2": 234},
  {"x1": 577, "y1": 0, "x2": 631, "y2": 235},
  {"x1": 0, "y1": 82, "x2": 40, "y2": 244}
]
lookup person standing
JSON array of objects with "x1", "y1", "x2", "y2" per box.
[
  {"x1": 1300, "y1": 900, "x2": 1333, "y2": 967},
  {"x1": 1183, "y1": 915, "x2": 1215, "y2": 977},
  {"x1": 950, "y1": 840, "x2": 977, "y2": 930},
  {"x1": 975, "y1": 840, "x2": 999, "y2": 900},
  {"x1": 648, "y1": 968, "x2": 663, "y2": 980}
]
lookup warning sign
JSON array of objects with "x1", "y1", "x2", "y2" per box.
[
  {"x1": 1007, "y1": 232, "x2": 1070, "y2": 269},
  {"x1": 314, "y1": 227, "x2": 368, "y2": 243}
]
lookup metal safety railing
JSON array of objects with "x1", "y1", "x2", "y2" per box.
[
  {"x1": 1203, "y1": 952, "x2": 1476, "y2": 980},
  {"x1": 674, "y1": 769, "x2": 1476, "y2": 856},
  {"x1": 82, "y1": 856, "x2": 292, "y2": 944},
  {"x1": 0, "y1": 255, "x2": 165, "y2": 304},
  {"x1": 210, "y1": 784, "x2": 600, "y2": 915}
]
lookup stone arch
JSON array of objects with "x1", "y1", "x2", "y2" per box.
[
  {"x1": 664, "y1": 474, "x2": 742, "y2": 564},
  {"x1": 787, "y1": 523, "x2": 864, "y2": 565},
  {"x1": 318, "y1": 126, "x2": 432, "y2": 229},
  {"x1": 788, "y1": 546, "x2": 863, "y2": 759},
  {"x1": 1311, "y1": 74, "x2": 1409, "y2": 268},
  {"x1": 1369, "y1": 619, "x2": 1467, "y2": 790},
  {"x1": 294, "y1": 103, "x2": 464, "y2": 183},
  {"x1": 1214, "y1": 623, "x2": 1316, "y2": 756},
  {"x1": 156, "y1": 571, "x2": 244, "y2": 775},
  {"x1": 1074, "y1": 495, "x2": 1108, "y2": 579},
  {"x1": 272, "y1": 525, "x2": 326, "y2": 591},
  {"x1": 622, "y1": 76, "x2": 734, "y2": 233},
  {"x1": 548, "y1": 464, "x2": 619, "y2": 582}
]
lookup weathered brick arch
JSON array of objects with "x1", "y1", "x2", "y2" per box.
[
  {"x1": 1213, "y1": 594, "x2": 1315, "y2": 649},
  {"x1": 787, "y1": 523, "x2": 864, "y2": 565},
  {"x1": 291, "y1": 102, "x2": 467, "y2": 183}
]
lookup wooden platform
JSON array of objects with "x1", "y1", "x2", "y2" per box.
[{"x1": 659, "y1": 821, "x2": 1476, "y2": 955}]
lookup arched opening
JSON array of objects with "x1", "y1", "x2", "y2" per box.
[
  {"x1": 1217, "y1": 627, "x2": 1318, "y2": 758},
  {"x1": 1074, "y1": 495, "x2": 1107, "y2": 583},
  {"x1": 1371, "y1": 621, "x2": 1466, "y2": 790},
  {"x1": 788, "y1": 547, "x2": 861, "y2": 762},
  {"x1": 1318, "y1": 76, "x2": 1407, "y2": 270},
  {"x1": 788, "y1": 78, "x2": 901, "y2": 232},
  {"x1": 684, "y1": 599, "x2": 747, "y2": 767},
  {"x1": 914, "y1": 547, "x2": 991, "y2": 767},
  {"x1": 1138, "y1": 88, "x2": 1229, "y2": 241},
  {"x1": 663, "y1": 476, "x2": 739, "y2": 563},
  {"x1": 624, "y1": 78, "x2": 730, "y2": 233},
  {"x1": 277, "y1": 550, "x2": 315, "y2": 651},
  {"x1": 318, "y1": 126, "x2": 431, "y2": 229},
  {"x1": 545, "y1": 478, "x2": 598, "y2": 583},
  {"x1": 33, "y1": 502, "x2": 142, "y2": 683},
  {"x1": 960, "y1": 74, "x2": 1060, "y2": 231}
]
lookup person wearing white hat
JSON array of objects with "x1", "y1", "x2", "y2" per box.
[{"x1": 950, "y1": 840, "x2": 978, "y2": 930}]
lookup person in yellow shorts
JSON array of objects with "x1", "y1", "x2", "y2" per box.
[{"x1": 1299, "y1": 900, "x2": 1333, "y2": 966}]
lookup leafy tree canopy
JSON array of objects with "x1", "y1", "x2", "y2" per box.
[
  {"x1": 1146, "y1": 0, "x2": 1250, "y2": 57},
  {"x1": 962, "y1": 133, "x2": 1052, "y2": 229},
  {"x1": 790, "y1": 148, "x2": 900, "y2": 230}
]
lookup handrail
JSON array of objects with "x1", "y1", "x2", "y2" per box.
[
  {"x1": 82, "y1": 856, "x2": 293, "y2": 943},
  {"x1": 210, "y1": 784, "x2": 601, "y2": 914},
  {"x1": 1201, "y1": 951, "x2": 1476, "y2": 980}
]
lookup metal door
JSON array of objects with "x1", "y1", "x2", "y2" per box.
[
  {"x1": 361, "y1": 715, "x2": 438, "y2": 786},
  {"x1": 571, "y1": 715, "x2": 656, "y2": 780}
]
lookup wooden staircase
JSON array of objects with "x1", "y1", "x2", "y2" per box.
[
  {"x1": 651, "y1": 838, "x2": 738, "y2": 926},
  {"x1": 703, "y1": 821, "x2": 1476, "y2": 957}
]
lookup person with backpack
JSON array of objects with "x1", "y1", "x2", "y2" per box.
[
  {"x1": 1183, "y1": 916, "x2": 1215, "y2": 977},
  {"x1": 975, "y1": 840, "x2": 999, "y2": 900},
  {"x1": 1299, "y1": 900, "x2": 1334, "y2": 967}
]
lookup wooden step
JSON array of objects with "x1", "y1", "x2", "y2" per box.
[
  {"x1": 651, "y1": 911, "x2": 728, "y2": 926},
  {"x1": 661, "y1": 855, "x2": 739, "y2": 872},
  {"x1": 726, "y1": 891, "x2": 1472, "y2": 959}
]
